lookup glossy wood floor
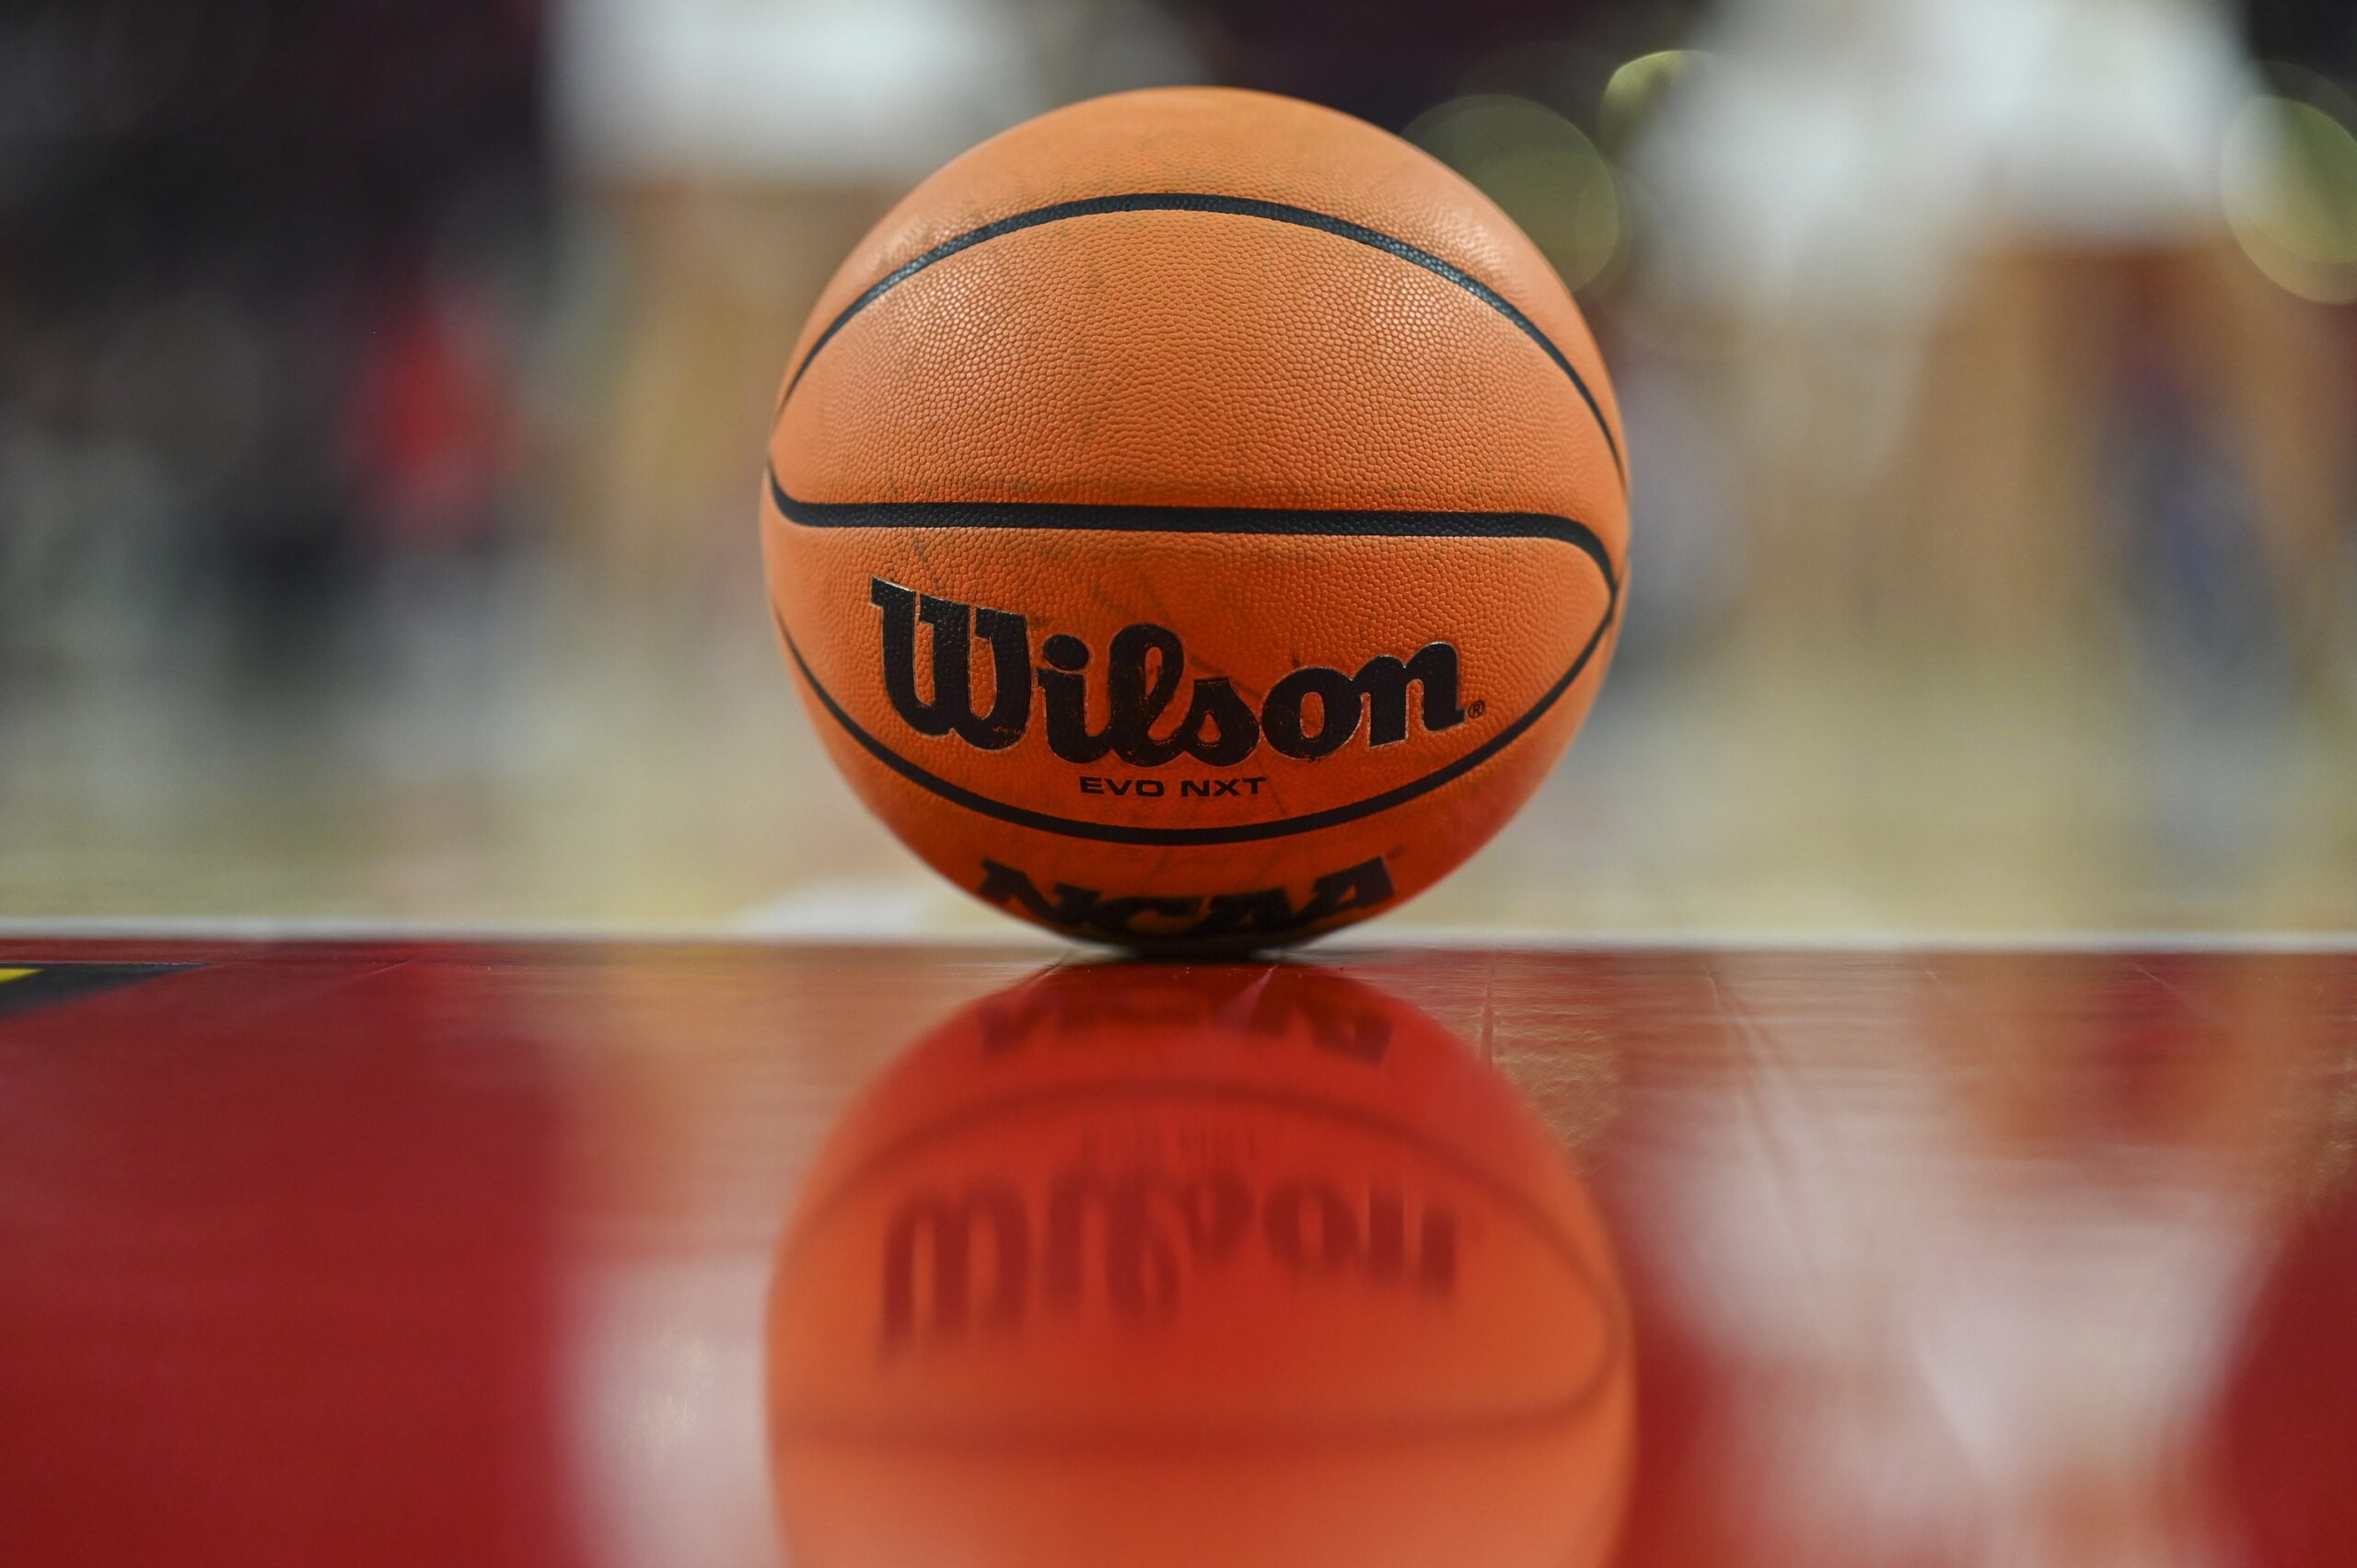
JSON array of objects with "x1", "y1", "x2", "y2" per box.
[{"x1": 1, "y1": 940, "x2": 2351, "y2": 1567}]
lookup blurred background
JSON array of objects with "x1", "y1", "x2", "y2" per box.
[{"x1": 2, "y1": 0, "x2": 2352, "y2": 936}]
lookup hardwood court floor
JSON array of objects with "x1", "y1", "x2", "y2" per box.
[{"x1": 0, "y1": 938, "x2": 2349, "y2": 1566}]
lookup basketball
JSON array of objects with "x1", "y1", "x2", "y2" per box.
[
  {"x1": 765, "y1": 962, "x2": 1635, "y2": 1568},
  {"x1": 761, "y1": 87, "x2": 1629, "y2": 949}
]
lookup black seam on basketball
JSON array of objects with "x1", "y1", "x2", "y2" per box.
[
  {"x1": 778, "y1": 191, "x2": 1625, "y2": 486},
  {"x1": 765, "y1": 491, "x2": 1620, "y2": 848},
  {"x1": 768, "y1": 470, "x2": 1620, "y2": 579},
  {"x1": 772, "y1": 1389, "x2": 1618, "y2": 1451}
]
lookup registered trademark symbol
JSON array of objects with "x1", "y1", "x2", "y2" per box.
[{"x1": 1466, "y1": 699, "x2": 1488, "y2": 719}]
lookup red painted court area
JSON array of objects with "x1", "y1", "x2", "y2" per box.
[{"x1": 1, "y1": 940, "x2": 2351, "y2": 1567}]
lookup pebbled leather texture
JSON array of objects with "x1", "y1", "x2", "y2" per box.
[{"x1": 762, "y1": 87, "x2": 1630, "y2": 949}]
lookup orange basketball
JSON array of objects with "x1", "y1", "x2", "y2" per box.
[
  {"x1": 762, "y1": 87, "x2": 1629, "y2": 949},
  {"x1": 766, "y1": 963, "x2": 1635, "y2": 1568}
]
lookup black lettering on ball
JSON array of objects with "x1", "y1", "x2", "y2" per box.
[{"x1": 1261, "y1": 667, "x2": 1362, "y2": 760}]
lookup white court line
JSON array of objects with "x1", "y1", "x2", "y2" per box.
[
  {"x1": 0, "y1": 914, "x2": 1039, "y2": 946},
  {"x1": 0, "y1": 913, "x2": 2348, "y2": 953},
  {"x1": 1320, "y1": 925, "x2": 2357, "y2": 954}
]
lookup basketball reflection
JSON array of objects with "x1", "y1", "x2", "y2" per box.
[{"x1": 765, "y1": 962, "x2": 1633, "y2": 1568}]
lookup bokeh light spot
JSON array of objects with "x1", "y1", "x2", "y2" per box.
[
  {"x1": 2223, "y1": 95, "x2": 2357, "y2": 303},
  {"x1": 1405, "y1": 95, "x2": 1621, "y2": 294},
  {"x1": 1599, "y1": 50, "x2": 1704, "y2": 149}
]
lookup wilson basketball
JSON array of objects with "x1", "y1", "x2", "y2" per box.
[
  {"x1": 761, "y1": 87, "x2": 1629, "y2": 949},
  {"x1": 766, "y1": 963, "x2": 1634, "y2": 1568}
]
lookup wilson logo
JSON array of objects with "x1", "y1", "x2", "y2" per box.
[
  {"x1": 879, "y1": 1163, "x2": 1461, "y2": 1353},
  {"x1": 871, "y1": 576, "x2": 1469, "y2": 765}
]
